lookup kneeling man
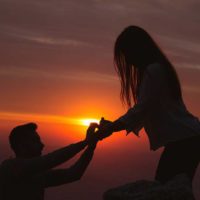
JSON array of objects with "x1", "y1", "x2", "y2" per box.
[{"x1": 0, "y1": 122, "x2": 99, "y2": 200}]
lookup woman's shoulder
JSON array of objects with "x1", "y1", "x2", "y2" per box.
[
  {"x1": 145, "y1": 62, "x2": 165, "y2": 77},
  {"x1": 146, "y1": 62, "x2": 163, "y2": 72}
]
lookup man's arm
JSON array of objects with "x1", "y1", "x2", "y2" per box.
[
  {"x1": 12, "y1": 123, "x2": 99, "y2": 178},
  {"x1": 12, "y1": 140, "x2": 88, "y2": 177},
  {"x1": 44, "y1": 142, "x2": 97, "y2": 187}
]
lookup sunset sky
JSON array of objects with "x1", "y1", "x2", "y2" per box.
[{"x1": 0, "y1": 0, "x2": 200, "y2": 199}]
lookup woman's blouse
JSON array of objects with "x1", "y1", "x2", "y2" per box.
[{"x1": 118, "y1": 63, "x2": 200, "y2": 150}]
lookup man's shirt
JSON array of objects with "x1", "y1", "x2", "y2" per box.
[{"x1": 0, "y1": 141, "x2": 96, "y2": 200}]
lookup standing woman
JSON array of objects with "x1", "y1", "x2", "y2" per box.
[{"x1": 99, "y1": 26, "x2": 200, "y2": 184}]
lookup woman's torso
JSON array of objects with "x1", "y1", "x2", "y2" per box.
[{"x1": 141, "y1": 63, "x2": 200, "y2": 150}]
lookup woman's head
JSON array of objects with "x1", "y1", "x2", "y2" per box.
[
  {"x1": 114, "y1": 25, "x2": 183, "y2": 107},
  {"x1": 114, "y1": 26, "x2": 162, "y2": 68}
]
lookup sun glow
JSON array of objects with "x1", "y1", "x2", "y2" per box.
[
  {"x1": 79, "y1": 118, "x2": 99, "y2": 126},
  {"x1": 0, "y1": 112, "x2": 101, "y2": 130}
]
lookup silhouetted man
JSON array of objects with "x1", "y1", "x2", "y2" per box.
[{"x1": 0, "y1": 122, "x2": 99, "y2": 200}]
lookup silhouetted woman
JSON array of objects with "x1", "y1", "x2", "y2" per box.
[{"x1": 99, "y1": 26, "x2": 200, "y2": 184}]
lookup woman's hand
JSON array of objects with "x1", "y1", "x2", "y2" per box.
[
  {"x1": 99, "y1": 117, "x2": 112, "y2": 127},
  {"x1": 98, "y1": 117, "x2": 114, "y2": 140}
]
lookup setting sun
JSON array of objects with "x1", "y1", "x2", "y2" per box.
[{"x1": 79, "y1": 118, "x2": 100, "y2": 126}]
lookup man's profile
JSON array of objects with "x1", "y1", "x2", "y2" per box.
[{"x1": 0, "y1": 122, "x2": 99, "y2": 200}]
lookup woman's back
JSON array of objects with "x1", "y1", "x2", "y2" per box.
[{"x1": 140, "y1": 63, "x2": 200, "y2": 150}]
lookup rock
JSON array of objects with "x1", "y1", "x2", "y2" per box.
[{"x1": 103, "y1": 174, "x2": 195, "y2": 200}]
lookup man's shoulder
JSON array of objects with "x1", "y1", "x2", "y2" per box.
[
  {"x1": 1, "y1": 158, "x2": 35, "y2": 183},
  {"x1": 0, "y1": 158, "x2": 23, "y2": 177},
  {"x1": 0, "y1": 159, "x2": 13, "y2": 180},
  {"x1": 1, "y1": 158, "x2": 13, "y2": 166},
  {"x1": 0, "y1": 158, "x2": 15, "y2": 171}
]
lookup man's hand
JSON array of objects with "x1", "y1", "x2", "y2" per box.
[{"x1": 85, "y1": 123, "x2": 99, "y2": 145}]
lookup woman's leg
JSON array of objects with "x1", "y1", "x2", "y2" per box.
[{"x1": 155, "y1": 136, "x2": 200, "y2": 184}]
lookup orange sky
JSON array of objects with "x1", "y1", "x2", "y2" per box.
[{"x1": 0, "y1": 1, "x2": 200, "y2": 199}]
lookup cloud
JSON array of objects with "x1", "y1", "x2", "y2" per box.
[
  {"x1": 23, "y1": 36, "x2": 89, "y2": 46},
  {"x1": 0, "y1": 25, "x2": 93, "y2": 47},
  {"x1": 0, "y1": 66, "x2": 118, "y2": 84},
  {"x1": 0, "y1": 111, "x2": 92, "y2": 126},
  {"x1": 177, "y1": 63, "x2": 200, "y2": 70},
  {"x1": 183, "y1": 86, "x2": 200, "y2": 94},
  {"x1": 157, "y1": 35, "x2": 200, "y2": 55},
  {"x1": 0, "y1": 0, "x2": 199, "y2": 117}
]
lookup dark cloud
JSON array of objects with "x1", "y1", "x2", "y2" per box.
[
  {"x1": 0, "y1": 0, "x2": 199, "y2": 113},
  {"x1": 1, "y1": 0, "x2": 200, "y2": 70}
]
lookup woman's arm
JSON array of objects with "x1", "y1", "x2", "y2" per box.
[
  {"x1": 117, "y1": 63, "x2": 166, "y2": 135},
  {"x1": 97, "y1": 118, "x2": 125, "y2": 140},
  {"x1": 99, "y1": 63, "x2": 166, "y2": 139}
]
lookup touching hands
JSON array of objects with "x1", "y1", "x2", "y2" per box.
[
  {"x1": 85, "y1": 123, "x2": 99, "y2": 145},
  {"x1": 85, "y1": 117, "x2": 114, "y2": 146},
  {"x1": 97, "y1": 117, "x2": 113, "y2": 140},
  {"x1": 99, "y1": 117, "x2": 112, "y2": 127}
]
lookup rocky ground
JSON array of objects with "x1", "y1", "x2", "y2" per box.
[{"x1": 103, "y1": 174, "x2": 195, "y2": 200}]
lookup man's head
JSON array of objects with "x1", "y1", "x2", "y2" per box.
[{"x1": 9, "y1": 123, "x2": 44, "y2": 158}]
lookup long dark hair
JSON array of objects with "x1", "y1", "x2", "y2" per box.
[{"x1": 114, "y1": 26, "x2": 183, "y2": 107}]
